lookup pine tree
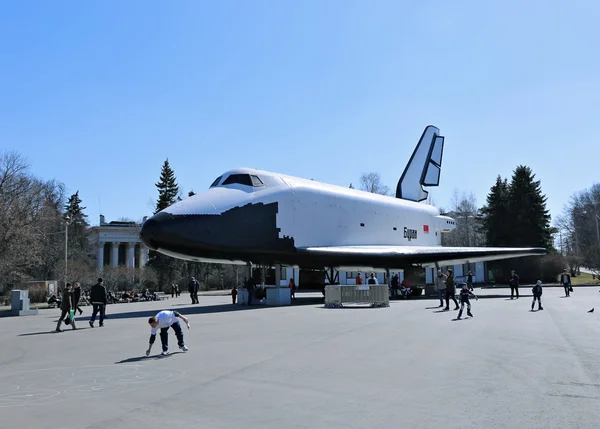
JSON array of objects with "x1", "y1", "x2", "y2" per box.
[
  {"x1": 65, "y1": 191, "x2": 87, "y2": 223},
  {"x1": 148, "y1": 159, "x2": 184, "y2": 289},
  {"x1": 188, "y1": 190, "x2": 196, "y2": 197},
  {"x1": 481, "y1": 168, "x2": 554, "y2": 283},
  {"x1": 154, "y1": 159, "x2": 180, "y2": 214},
  {"x1": 479, "y1": 176, "x2": 511, "y2": 246},
  {"x1": 507, "y1": 165, "x2": 552, "y2": 249},
  {"x1": 64, "y1": 191, "x2": 91, "y2": 261}
]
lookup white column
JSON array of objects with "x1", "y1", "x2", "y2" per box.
[
  {"x1": 275, "y1": 264, "x2": 281, "y2": 287},
  {"x1": 111, "y1": 242, "x2": 119, "y2": 267},
  {"x1": 137, "y1": 245, "x2": 144, "y2": 268},
  {"x1": 127, "y1": 242, "x2": 135, "y2": 268},
  {"x1": 96, "y1": 242, "x2": 104, "y2": 270},
  {"x1": 142, "y1": 246, "x2": 149, "y2": 265}
]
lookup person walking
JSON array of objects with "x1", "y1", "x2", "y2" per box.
[
  {"x1": 89, "y1": 278, "x2": 107, "y2": 327},
  {"x1": 289, "y1": 277, "x2": 296, "y2": 300},
  {"x1": 391, "y1": 274, "x2": 399, "y2": 298},
  {"x1": 55, "y1": 283, "x2": 76, "y2": 332},
  {"x1": 560, "y1": 270, "x2": 572, "y2": 297},
  {"x1": 467, "y1": 270, "x2": 474, "y2": 291},
  {"x1": 231, "y1": 286, "x2": 237, "y2": 304},
  {"x1": 435, "y1": 270, "x2": 447, "y2": 308},
  {"x1": 444, "y1": 269, "x2": 459, "y2": 311},
  {"x1": 509, "y1": 270, "x2": 520, "y2": 299},
  {"x1": 73, "y1": 282, "x2": 84, "y2": 315},
  {"x1": 246, "y1": 277, "x2": 254, "y2": 305},
  {"x1": 188, "y1": 277, "x2": 200, "y2": 304}
]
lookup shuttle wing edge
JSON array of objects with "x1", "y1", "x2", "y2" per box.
[{"x1": 297, "y1": 245, "x2": 547, "y2": 269}]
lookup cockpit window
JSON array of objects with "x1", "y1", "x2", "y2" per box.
[
  {"x1": 209, "y1": 176, "x2": 222, "y2": 188},
  {"x1": 219, "y1": 173, "x2": 266, "y2": 188},
  {"x1": 251, "y1": 175, "x2": 264, "y2": 187},
  {"x1": 222, "y1": 174, "x2": 254, "y2": 187}
]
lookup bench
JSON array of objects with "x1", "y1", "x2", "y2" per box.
[{"x1": 154, "y1": 292, "x2": 169, "y2": 300}]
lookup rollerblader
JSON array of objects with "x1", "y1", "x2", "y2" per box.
[
  {"x1": 146, "y1": 310, "x2": 190, "y2": 356},
  {"x1": 531, "y1": 280, "x2": 543, "y2": 311},
  {"x1": 457, "y1": 282, "x2": 478, "y2": 319}
]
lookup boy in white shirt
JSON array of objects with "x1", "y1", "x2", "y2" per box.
[{"x1": 146, "y1": 310, "x2": 190, "y2": 356}]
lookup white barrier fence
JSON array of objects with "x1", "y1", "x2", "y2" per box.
[{"x1": 324, "y1": 284, "x2": 390, "y2": 308}]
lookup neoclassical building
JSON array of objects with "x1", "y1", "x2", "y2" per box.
[{"x1": 87, "y1": 215, "x2": 149, "y2": 271}]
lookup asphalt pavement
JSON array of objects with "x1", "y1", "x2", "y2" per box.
[{"x1": 2, "y1": 286, "x2": 600, "y2": 428}]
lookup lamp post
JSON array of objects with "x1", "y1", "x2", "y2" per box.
[
  {"x1": 595, "y1": 212, "x2": 600, "y2": 250},
  {"x1": 64, "y1": 215, "x2": 71, "y2": 287}
]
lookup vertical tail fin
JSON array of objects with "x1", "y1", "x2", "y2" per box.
[{"x1": 395, "y1": 125, "x2": 445, "y2": 202}]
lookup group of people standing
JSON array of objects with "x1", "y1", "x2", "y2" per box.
[
  {"x1": 55, "y1": 278, "x2": 108, "y2": 331},
  {"x1": 434, "y1": 269, "x2": 461, "y2": 311}
]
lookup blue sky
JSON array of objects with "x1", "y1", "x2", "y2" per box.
[{"x1": 1, "y1": 0, "x2": 599, "y2": 227}]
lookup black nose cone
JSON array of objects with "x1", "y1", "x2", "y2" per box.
[{"x1": 139, "y1": 216, "x2": 162, "y2": 250}]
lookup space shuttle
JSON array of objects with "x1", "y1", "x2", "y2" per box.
[{"x1": 139, "y1": 125, "x2": 546, "y2": 273}]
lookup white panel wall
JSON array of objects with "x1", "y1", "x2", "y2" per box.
[
  {"x1": 425, "y1": 263, "x2": 487, "y2": 284},
  {"x1": 338, "y1": 270, "x2": 403, "y2": 285}
]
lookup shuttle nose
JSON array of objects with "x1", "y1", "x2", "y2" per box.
[
  {"x1": 139, "y1": 211, "x2": 200, "y2": 252},
  {"x1": 139, "y1": 216, "x2": 161, "y2": 250}
]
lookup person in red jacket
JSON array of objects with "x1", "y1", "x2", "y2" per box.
[{"x1": 289, "y1": 278, "x2": 296, "y2": 300}]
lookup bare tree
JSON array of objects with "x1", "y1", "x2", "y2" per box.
[
  {"x1": 443, "y1": 189, "x2": 484, "y2": 247},
  {"x1": 359, "y1": 172, "x2": 390, "y2": 195},
  {"x1": 0, "y1": 152, "x2": 68, "y2": 293},
  {"x1": 557, "y1": 183, "x2": 600, "y2": 274}
]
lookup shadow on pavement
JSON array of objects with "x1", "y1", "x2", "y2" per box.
[
  {"x1": 115, "y1": 352, "x2": 183, "y2": 364},
  {"x1": 51, "y1": 297, "x2": 326, "y2": 323},
  {"x1": 18, "y1": 327, "x2": 93, "y2": 337}
]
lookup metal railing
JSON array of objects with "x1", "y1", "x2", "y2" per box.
[{"x1": 324, "y1": 284, "x2": 390, "y2": 308}]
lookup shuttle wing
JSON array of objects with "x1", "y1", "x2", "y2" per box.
[{"x1": 298, "y1": 245, "x2": 546, "y2": 269}]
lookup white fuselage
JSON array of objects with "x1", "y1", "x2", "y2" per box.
[{"x1": 159, "y1": 168, "x2": 456, "y2": 256}]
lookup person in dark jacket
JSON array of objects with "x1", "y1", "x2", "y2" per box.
[
  {"x1": 188, "y1": 277, "x2": 199, "y2": 304},
  {"x1": 391, "y1": 274, "x2": 399, "y2": 298},
  {"x1": 89, "y1": 278, "x2": 107, "y2": 327},
  {"x1": 444, "y1": 269, "x2": 459, "y2": 311},
  {"x1": 246, "y1": 277, "x2": 254, "y2": 305},
  {"x1": 457, "y1": 283, "x2": 477, "y2": 319},
  {"x1": 56, "y1": 283, "x2": 76, "y2": 332},
  {"x1": 531, "y1": 280, "x2": 543, "y2": 311},
  {"x1": 73, "y1": 282, "x2": 83, "y2": 315},
  {"x1": 560, "y1": 270, "x2": 571, "y2": 297},
  {"x1": 509, "y1": 270, "x2": 520, "y2": 299}
]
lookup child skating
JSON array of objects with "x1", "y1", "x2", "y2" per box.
[
  {"x1": 531, "y1": 280, "x2": 543, "y2": 311},
  {"x1": 146, "y1": 310, "x2": 190, "y2": 356},
  {"x1": 457, "y1": 283, "x2": 478, "y2": 319}
]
